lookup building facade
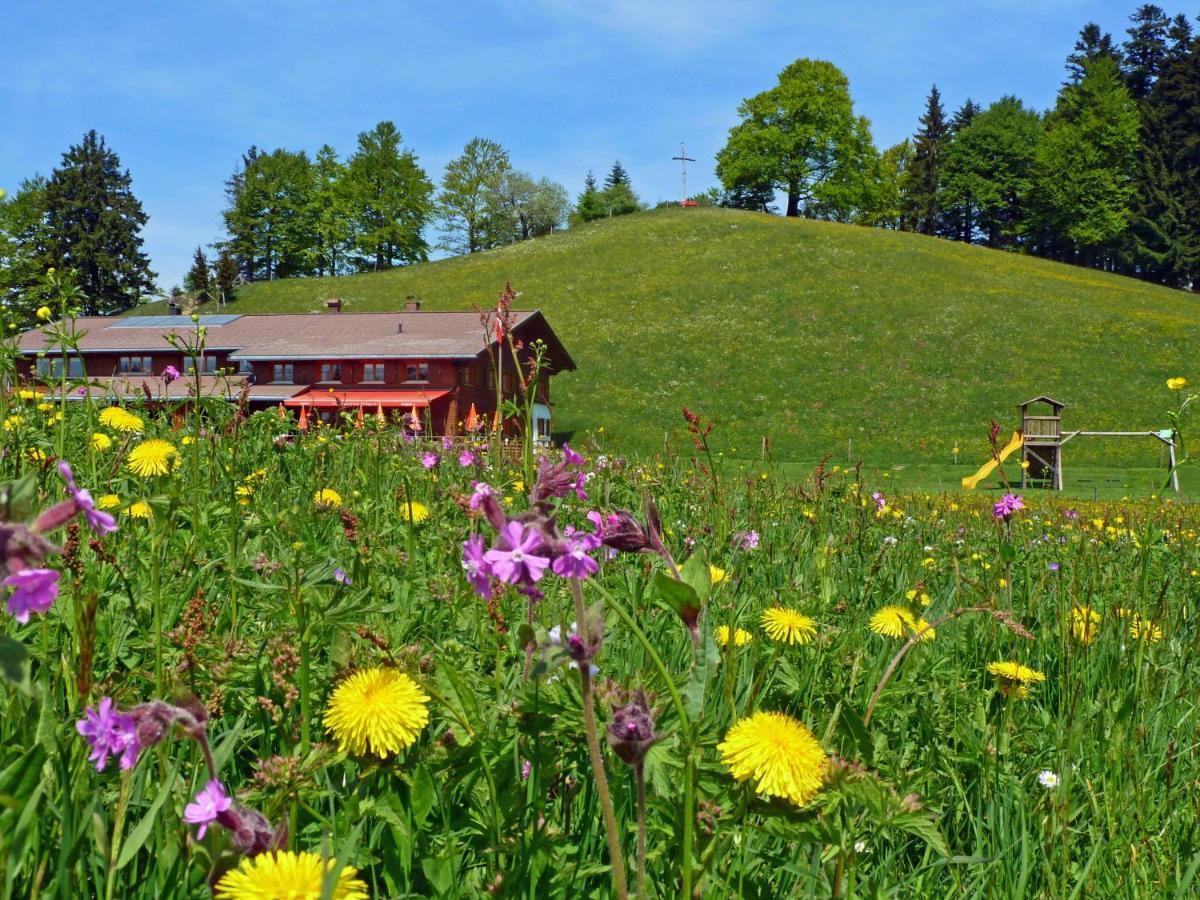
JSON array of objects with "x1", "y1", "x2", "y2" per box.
[{"x1": 15, "y1": 305, "x2": 575, "y2": 436}]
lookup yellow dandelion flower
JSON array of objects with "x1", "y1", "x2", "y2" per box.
[
  {"x1": 760, "y1": 608, "x2": 817, "y2": 645},
  {"x1": 400, "y1": 500, "x2": 429, "y2": 523},
  {"x1": 27, "y1": 448, "x2": 47, "y2": 462},
  {"x1": 1128, "y1": 615, "x2": 1162, "y2": 643},
  {"x1": 1070, "y1": 605, "x2": 1102, "y2": 646},
  {"x1": 715, "y1": 625, "x2": 754, "y2": 648},
  {"x1": 37, "y1": 401, "x2": 55, "y2": 412},
  {"x1": 125, "y1": 501, "x2": 152, "y2": 519},
  {"x1": 986, "y1": 660, "x2": 1045, "y2": 699},
  {"x1": 97, "y1": 494, "x2": 121, "y2": 510},
  {"x1": 36, "y1": 306, "x2": 51, "y2": 321},
  {"x1": 214, "y1": 850, "x2": 368, "y2": 900},
  {"x1": 180, "y1": 435, "x2": 196, "y2": 446},
  {"x1": 1166, "y1": 377, "x2": 1188, "y2": 391},
  {"x1": 91, "y1": 432, "x2": 112, "y2": 452},
  {"x1": 709, "y1": 565, "x2": 728, "y2": 585},
  {"x1": 718, "y1": 710, "x2": 828, "y2": 806},
  {"x1": 17, "y1": 389, "x2": 41, "y2": 401},
  {"x1": 98, "y1": 407, "x2": 144, "y2": 433},
  {"x1": 2, "y1": 415, "x2": 22, "y2": 431},
  {"x1": 866, "y1": 605, "x2": 933, "y2": 641},
  {"x1": 126, "y1": 439, "x2": 179, "y2": 477},
  {"x1": 323, "y1": 667, "x2": 429, "y2": 758},
  {"x1": 314, "y1": 488, "x2": 343, "y2": 508}
]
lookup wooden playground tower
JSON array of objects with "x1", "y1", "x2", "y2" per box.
[{"x1": 1019, "y1": 396, "x2": 1180, "y2": 493}]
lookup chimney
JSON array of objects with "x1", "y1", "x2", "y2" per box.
[
  {"x1": 325, "y1": 297, "x2": 342, "y2": 313},
  {"x1": 404, "y1": 296, "x2": 421, "y2": 312}
]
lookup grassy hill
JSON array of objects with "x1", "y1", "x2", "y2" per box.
[{"x1": 162, "y1": 207, "x2": 1199, "y2": 468}]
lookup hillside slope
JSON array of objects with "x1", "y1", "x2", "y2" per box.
[{"x1": 175, "y1": 208, "x2": 1199, "y2": 464}]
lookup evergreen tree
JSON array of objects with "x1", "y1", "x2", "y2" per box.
[
  {"x1": 949, "y1": 99, "x2": 981, "y2": 132},
  {"x1": 183, "y1": 246, "x2": 211, "y2": 301},
  {"x1": 213, "y1": 248, "x2": 239, "y2": 303},
  {"x1": 221, "y1": 147, "x2": 316, "y2": 281},
  {"x1": 1030, "y1": 58, "x2": 1140, "y2": 266},
  {"x1": 901, "y1": 84, "x2": 949, "y2": 234},
  {"x1": 598, "y1": 181, "x2": 642, "y2": 218},
  {"x1": 718, "y1": 181, "x2": 777, "y2": 213},
  {"x1": 343, "y1": 122, "x2": 434, "y2": 271},
  {"x1": 716, "y1": 58, "x2": 878, "y2": 219},
  {"x1": 940, "y1": 100, "x2": 982, "y2": 241},
  {"x1": 940, "y1": 96, "x2": 1043, "y2": 248},
  {"x1": 604, "y1": 160, "x2": 630, "y2": 189},
  {"x1": 312, "y1": 145, "x2": 352, "y2": 276},
  {"x1": 573, "y1": 171, "x2": 606, "y2": 223},
  {"x1": 1066, "y1": 23, "x2": 1122, "y2": 83},
  {"x1": 42, "y1": 130, "x2": 156, "y2": 315},
  {"x1": 0, "y1": 177, "x2": 49, "y2": 326},
  {"x1": 1122, "y1": 4, "x2": 1170, "y2": 99},
  {"x1": 437, "y1": 138, "x2": 513, "y2": 254}
]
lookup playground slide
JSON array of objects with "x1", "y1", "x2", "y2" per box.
[{"x1": 961, "y1": 431, "x2": 1024, "y2": 490}]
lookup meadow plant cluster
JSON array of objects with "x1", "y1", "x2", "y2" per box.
[{"x1": 1, "y1": 310, "x2": 1199, "y2": 896}]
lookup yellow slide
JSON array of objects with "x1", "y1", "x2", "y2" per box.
[{"x1": 961, "y1": 431, "x2": 1024, "y2": 490}]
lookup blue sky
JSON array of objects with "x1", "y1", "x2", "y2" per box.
[{"x1": 2, "y1": 0, "x2": 1148, "y2": 287}]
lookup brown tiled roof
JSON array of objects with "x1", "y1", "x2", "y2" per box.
[
  {"x1": 17, "y1": 311, "x2": 545, "y2": 360},
  {"x1": 51, "y1": 375, "x2": 254, "y2": 401}
]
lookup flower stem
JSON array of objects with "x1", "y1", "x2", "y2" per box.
[
  {"x1": 635, "y1": 762, "x2": 647, "y2": 899},
  {"x1": 571, "y1": 581, "x2": 627, "y2": 899}
]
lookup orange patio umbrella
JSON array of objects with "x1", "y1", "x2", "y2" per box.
[
  {"x1": 464, "y1": 403, "x2": 478, "y2": 432},
  {"x1": 491, "y1": 410, "x2": 502, "y2": 434},
  {"x1": 375, "y1": 403, "x2": 386, "y2": 426},
  {"x1": 354, "y1": 405, "x2": 364, "y2": 429},
  {"x1": 298, "y1": 406, "x2": 309, "y2": 432},
  {"x1": 408, "y1": 406, "x2": 422, "y2": 432},
  {"x1": 276, "y1": 402, "x2": 286, "y2": 419}
]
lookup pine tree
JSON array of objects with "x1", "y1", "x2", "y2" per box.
[
  {"x1": 940, "y1": 100, "x2": 983, "y2": 241},
  {"x1": 42, "y1": 130, "x2": 156, "y2": 315},
  {"x1": 949, "y1": 99, "x2": 981, "y2": 132},
  {"x1": 183, "y1": 246, "x2": 211, "y2": 301},
  {"x1": 573, "y1": 171, "x2": 605, "y2": 223},
  {"x1": 221, "y1": 147, "x2": 316, "y2": 281},
  {"x1": 343, "y1": 122, "x2": 434, "y2": 271},
  {"x1": 1066, "y1": 23, "x2": 1122, "y2": 84},
  {"x1": 213, "y1": 248, "x2": 239, "y2": 303},
  {"x1": 604, "y1": 161, "x2": 629, "y2": 189},
  {"x1": 0, "y1": 177, "x2": 50, "y2": 326},
  {"x1": 901, "y1": 85, "x2": 949, "y2": 234},
  {"x1": 312, "y1": 144, "x2": 351, "y2": 276},
  {"x1": 1122, "y1": 4, "x2": 1170, "y2": 99}
]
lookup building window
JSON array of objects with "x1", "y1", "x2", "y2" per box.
[
  {"x1": 189, "y1": 355, "x2": 218, "y2": 374},
  {"x1": 238, "y1": 359, "x2": 254, "y2": 375},
  {"x1": 36, "y1": 357, "x2": 85, "y2": 377},
  {"x1": 460, "y1": 363, "x2": 476, "y2": 386},
  {"x1": 320, "y1": 363, "x2": 342, "y2": 383},
  {"x1": 362, "y1": 363, "x2": 385, "y2": 383},
  {"x1": 405, "y1": 362, "x2": 429, "y2": 382},
  {"x1": 536, "y1": 416, "x2": 551, "y2": 438},
  {"x1": 118, "y1": 355, "x2": 152, "y2": 374},
  {"x1": 272, "y1": 364, "x2": 294, "y2": 384},
  {"x1": 485, "y1": 368, "x2": 495, "y2": 390},
  {"x1": 502, "y1": 372, "x2": 514, "y2": 392}
]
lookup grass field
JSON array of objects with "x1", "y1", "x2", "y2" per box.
[{"x1": 144, "y1": 207, "x2": 1199, "y2": 471}]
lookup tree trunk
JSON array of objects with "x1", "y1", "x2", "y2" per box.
[{"x1": 786, "y1": 190, "x2": 800, "y2": 217}]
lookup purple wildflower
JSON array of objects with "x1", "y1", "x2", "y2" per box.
[
  {"x1": 441, "y1": 435, "x2": 454, "y2": 451},
  {"x1": 563, "y1": 443, "x2": 584, "y2": 465},
  {"x1": 3, "y1": 568, "x2": 60, "y2": 623},
  {"x1": 871, "y1": 491, "x2": 886, "y2": 512},
  {"x1": 76, "y1": 697, "x2": 140, "y2": 771},
  {"x1": 469, "y1": 482, "x2": 496, "y2": 510},
  {"x1": 1063, "y1": 508, "x2": 1079, "y2": 520},
  {"x1": 1048, "y1": 561, "x2": 1060, "y2": 572},
  {"x1": 459, "y1": 449, "x2": 477, "y2": 467},
  {"x1": 484, "y1": 521, "x2": 550, "y2": 585},
  {"x1": 551, "y1": 531, "x2": 601, "y2": 580},
  {"x1": 184, "y1": 780, "x2": 232, "y2": 840},
  {"x1": 333, "y1": 567, "x2": 351, "y2": 586},
  {"x1": 462, "y1": 533, "x2": 493, "y2": 598},
  {"x1": 521, "y1": 759, "x2": 532, "y2": 780},
  {"x1": 738, "y1": 530, "x2": 760, "y2": 550},
  {"x1": 993, "y1": 493, "x2": 1025, "y2": 520},
  {"x1": 421, "y1": 452, "x2": 440, "y2": 469},
  {"x1": 162, "y1": 365, "x2": 181, "y2": 383},
  {"x1": 59, "y1": 461, "x2": 118, "y2": 536}
]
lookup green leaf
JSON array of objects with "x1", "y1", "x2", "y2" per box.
[
  {"x1": 679, "y1": 552, "x2": 712, "y2": 604},
  {"x1": 891, "y1": 811, "x2": 949, "y2": 857},
  {"x1": 421, "y1": 854, "x2": 456, "y2": 896},
  {"x1": 0, "y1": 473, "x2": 38, "y2": 522},
  {"x1": 838, "y1": 705, "x2": 874, "y2": 766},
  {"x1": 653, "y1": 571, "x2": 702, "y2": 632},
  {"x1": 115, "y1": 763, "x2": 179, "y2": 870},
  {"x1": 410, "y1": 765, "x2": 436, "y2": 827},
  {"x1": 685, "y1": 621, "x2": 720, "y2": 720},
  {"x1": 436, "y1": 666, "x2": 483, "y2": 746},
  {"x1": 0, "y1": 636, "x2": 31, "y2": 695}
]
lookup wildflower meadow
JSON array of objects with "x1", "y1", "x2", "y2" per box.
[{"x1": 2, "y1": 321, "x2": 1200, "y2": 897}]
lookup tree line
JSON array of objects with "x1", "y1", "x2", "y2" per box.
[{"x1": 712, "y1": 4, "x2": 1200, "y2": 289}]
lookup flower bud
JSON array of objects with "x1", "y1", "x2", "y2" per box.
[{"x1": 606, "y1": 689, "x2": 658, "y2": 767}]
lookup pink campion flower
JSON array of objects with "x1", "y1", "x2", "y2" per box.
[
  {"x1": 59, "y1": 461, "x2": 118, "y2": 536},
  {"x1": 421, "y1": 452, "x2": 440, "y2": 469},
  {"x1": 993, "y1": 493, "x2": 1025, "y2": 520},
  {"x1": 441, "y1": 436, "x2": 454, "y2": 451},
  {"x1": 738, "y1": 530, "x2": 760, "y2": 550},
  {"x1": 469, "y1": 482, "x2": 496, "y2": 510},
  {"x1": 3, "y1": 568, "x2": 60, "y2": 623},
  {"x1": 871, "y1": 491, "x2": 886, "y2": 512},
  {"x1": 76, "y1": 697, "x2": 140, "y2": 771},
  {"x1": 459, "y1": 449, "x2": 477, "y2": 467},
  {"x1": 562, "y1": 444, "x2": 584, "y2": 465},
  {"x1": 462, "y1": 533, "x2": 493, "y2": 598},
  {"x1": 184, "y1": 780, "x2": 232, "y2": 840},
  {"x1": 551, "y1": 531, "x2": 601, "y2": 580},
  {"x1": 572, "y1": 472, "x2": 588, "y2": 501},
  {"x1": 484, "y1": 521, "x2": 550, "y2": 585},
  {"x1": 162, "y1": 365, "x2": 181, "y2": 383}
]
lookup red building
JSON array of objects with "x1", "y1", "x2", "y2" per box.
[{"x1": 15, "y1": 303, "x2": 575, "y2": 437}]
